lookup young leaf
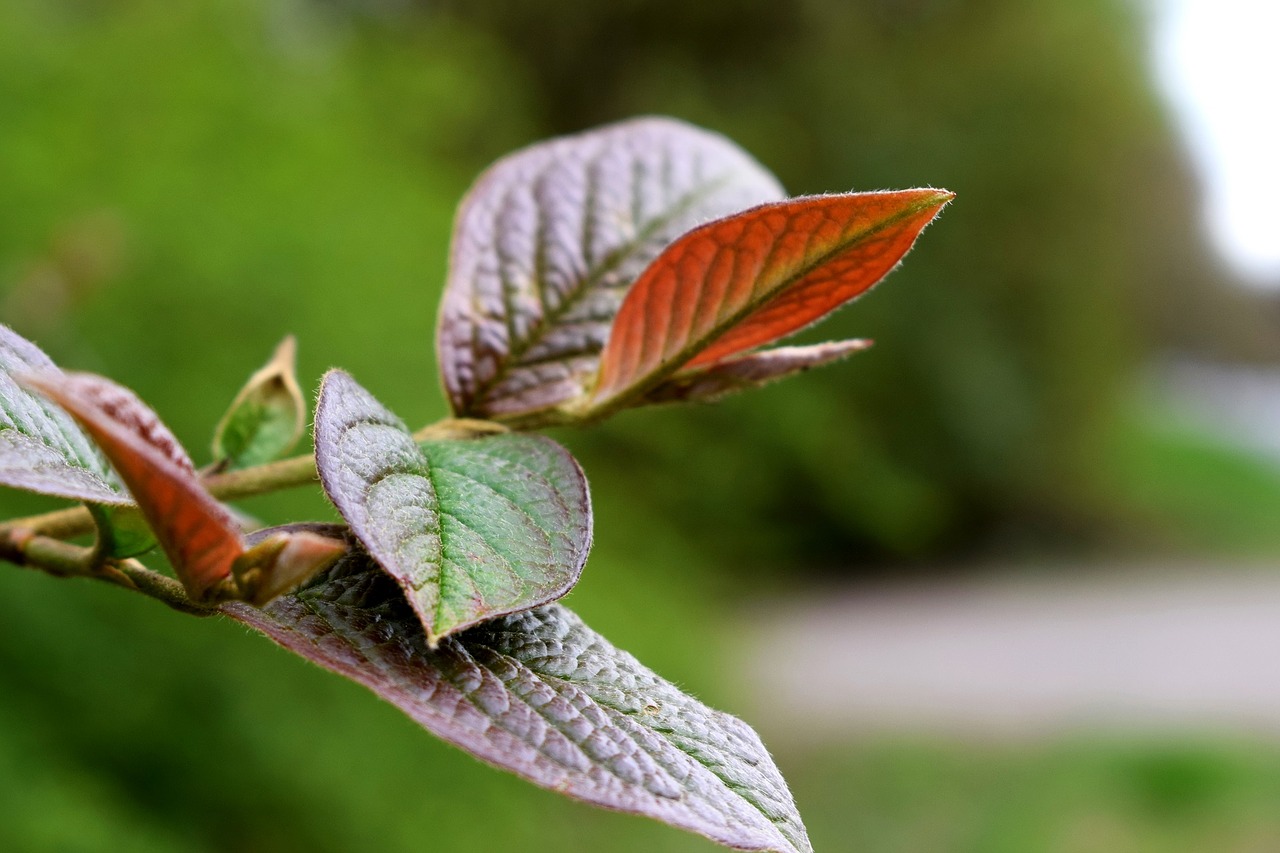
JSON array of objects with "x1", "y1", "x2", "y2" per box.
[
  {"x1": 20, "y1": 371, "x2": 244, "y2": 599},
  {"x1": 211, "y1": 336, "x2": 306, "y2": 470},
  {"x1": 645, "y1": 339, "x2": 872, "y2": 405},
  {"x1": 437, "y1": 116, "x2": 785, "y2": 421},
  {"x1": 224, "y1": 551, "x2": 810, "y2": 853},
  {"x1": 19, "y1": 372, "x2": 344, "y2": 603},
  {"x1": 592, "y1": 190, "x2": 954, "y2": 409},
  {"x1": 0, "y1": 324, "x2": 128, "y2": 504},
  {"x1": 314, "y1": 370, "x2": 592, "y2": 644},
  {"x1": 233, "y1": 525, "x2": 348, "y2": 607}
]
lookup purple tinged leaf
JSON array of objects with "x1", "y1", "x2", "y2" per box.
[
  {"x1": 645, "y1": 339, "x2": 873, "y2": 404},
  {"x1": 224, "y1": 551, "x2": 810, "y2": 853},
  {"x1": 437, "y1": 116, "x2": 785, "y2": 421},
  {"x1": 0, "y1": 324, "x2": 128, "y2": 504},
  {"x1": 313, "y1": 370, "x2": 592, "y2": 644}
]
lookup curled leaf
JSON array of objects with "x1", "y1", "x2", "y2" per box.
[
  {"x1": 224, "y1": 551, "x2": 810, "y2": 853},
  {"x1": 592, "y1": 189, "x2": 954, "y2": 409},
  {"x1": 438, "y1": 116, "x2": 785, "y2": 422},
  {"x1": 20, "y1": 371, "x2": 243, "y2": 599},
  {"x1": 314, "y1": 369, "x2": 592, "y2": 644},
  {"x1": 0, "y1": 324, "x2": 128, "y2": 504},
  {"x1": 212, "y1": 335, "x2": 305, "y2": 470},
  {"x1": 19, "y1": 372, "x2": 343, "y2": 604},
  {"x1": 645, "y1": 339, "x2": 873, "y2": 405},
  {"x1": 235, "y1": 523, "x2": 348, "y2": 606}
]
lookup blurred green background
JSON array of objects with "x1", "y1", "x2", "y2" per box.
[{"x1": 5, "y1": 0, "x2": 1280, "y2": 850}]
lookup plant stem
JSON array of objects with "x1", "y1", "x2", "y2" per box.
[
  {"x1": 0, "y1": 452, "x2": 318, "y2": 541},
  {"x1": 0, "y1": 416, "x2": 513, "y2": 609},
  {"x1": 202, "y1": 452, "x2": 318, "y2": 502},
  {"x1": 0, "y1": 527, "x2": 213, "y2": 616},
  {"x1": 114, "y1": 558, "x2": 215, "y2": 616},
  {"x1": 0, "y1": 417, "x2": 508, "y2": 541}
]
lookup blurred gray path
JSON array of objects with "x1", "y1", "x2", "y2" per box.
[{"x1": 735, "y1": 565, "x2": 1280, "y2": 741}]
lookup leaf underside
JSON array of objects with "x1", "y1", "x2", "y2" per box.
[
  {"x1": 314, "y1": 370, "x2": 592, "y2": 643},
  {"x1": 224, "y1": 551, "x2": 810, "y2": 853},
  {"x1": 437, "y1": 116, "x2": 786, "y2": 421},
  {"x1": 0, "y1": 324, "x2": 128, "y2": 504},
  {"x1": 645, "y1": 340, "x2": 873, "y2": 404},
  {"x1": 593, "y1": 190, "x2": 953, "y2": 407}
]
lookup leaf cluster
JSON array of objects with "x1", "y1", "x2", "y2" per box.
[{"x1": 0, "y1": 117, "x2": 950, "y2": 852}]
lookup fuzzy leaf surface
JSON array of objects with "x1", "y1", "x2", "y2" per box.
[
  {"x1": 593, "y1": 190, "x2": 953, "y2": 407},
  {"x1": 0, "y1": 324, "x2": 127, "y2": 504},
  {"x1": 224, "y1": 552, "x2": 810, "y2": 853},
  {"x1": 212, "y1": 336, "x2": 305, "y2": 470},
  {"x1": 645, "y1": 340, "x2": 872, "y2": 404},
  {"x1": 438, "y1": 116, "x2": 785, "y2": 421},
  {"x1": 314, "y1": 370, "x2": 591, "y2": 643},
  {"x1": 20, "y1": 372, "x2": 242, "y2": 599}
]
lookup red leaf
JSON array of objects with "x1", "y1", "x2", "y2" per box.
[
  {"x1": 592, "y1": 189, "x2": 953, "y2": 406},
  {"x1": 21, "y1": 372, "x2": 348, "y2": 604},
  {"x1": 20, "y1": 372, "x2": 244, "y2": 599}
]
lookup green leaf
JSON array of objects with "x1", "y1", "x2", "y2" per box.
[
  {"x1": 87, "y1": 504, "x2": 156, "y2": 559},
  {"x1": 0, "y1": 323, "x2": 128, "y2": 504},
  {"x1": 212, "y1": 336, "x2": 305, "y2": 470},
  {"x1": 313, "y1": 370, "x2": 593, "y2": 644},
  {"x1": 224, "y1": 551, "x2": 810, "y2": 853}
]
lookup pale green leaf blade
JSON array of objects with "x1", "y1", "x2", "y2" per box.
[
  {"x1": 212, "y1": 335, "x2": 305, "y2": 470},
  {"x1": 87, "y1": 504, "x2": 156, "y2": 559},
  {"x1": 313, "y1": 370, "x2": 592, "y2": 642}
]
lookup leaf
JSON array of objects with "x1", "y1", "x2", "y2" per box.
[
  {"x1": 645, "y1": 339, "x2": 873, "y2": 405},
  {"x1": 592, "y1": 189, "x2": 954, "y2": 408},
  {"x1": 313, "y1": 369, "x2": 592, "y2": 644},
  {"x1": 19, "y1": 372, "x2": 344, "y2": 603},
  {"x1": 438, "y1": 116, "x2": 786, "y2": 421},
  {"x1": 87, "y1": 504, "x2": 157, "y2": 559},
  {"x1": 234, "y1": 524, "x2": 349, "y2": 607},
  {"x1": 223, "y1": 551, "x2": 811, "y2": 853},
  {"x1": 212, "y1": 336, "x2": 306, "y2": 470},
  {"x1": 20, "y1": 371, "x2": 243, "y2": 599},
  {"x1": 0, "y1": 324, "x2": 128, "y2": 504}
]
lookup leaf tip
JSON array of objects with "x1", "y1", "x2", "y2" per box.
[
  {"x1": 920, "y1": 187, "x2": 956, "y2": 214},
  {"x1": 272, "y1": 334, "x2": 298, "y2": 365}
]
